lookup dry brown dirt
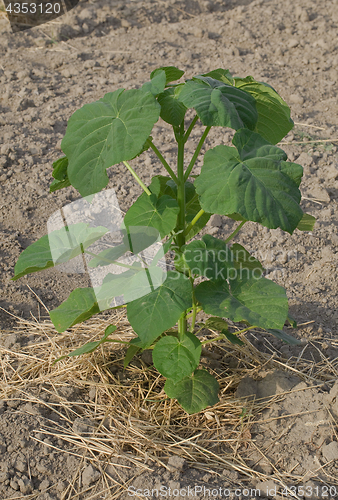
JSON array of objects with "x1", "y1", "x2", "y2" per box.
[{"x1": 0, "y1": 0, "x2": 338, "y2": 498}]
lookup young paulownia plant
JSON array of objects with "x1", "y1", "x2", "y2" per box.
[{"x1": 13, "y1": 67, "x2": 315, "y2": 414}]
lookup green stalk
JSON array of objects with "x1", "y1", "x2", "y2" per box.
[
  {"x1": 176, "y1": 123, "x2": 186, "y2": 250},
  {"x1": 184, "y1": 126, "x2": 211, "y2": 181},
  {"x1": 184, "y1": 209, "x2": 205, "y2": 237},
  {"x1": 189, "y1": 272, "x2": 198, "y2": 333},
  {"x1": 176, "y1": 122, "x2": 187, "y2": 338},
  {"x1": 123, "y1": 161, "x2": 151, "y2": 195},
  {"x1": 225, "y1": 220, "x2": 246, "y2": 244},
  {"x1": 178, "y1": 313, "x2": 187, "y2": 341},
  {"x1": 184, "y1": 115, "x2": 198, "y2": 143},
  {"x1": 147, "y1": 139, "x2": 179, "y2": 184}
]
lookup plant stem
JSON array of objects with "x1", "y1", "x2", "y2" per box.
[
  {"x1": 184, "y1": 126, "x2": 211, "y2": 181},
  {"x1": 184, "y1": 209, "x2": 205, "y2": 237},
  {"x1": 176, "y1": 123, "x2": 186, "y2": 250},
  {"x1": 123, "y1": 161, "x2": 151, "y2": 195},
  {"x1": 184, "y1": 115, "x2": 198, "y2": 143},
  {"x1": 224, "y1": 220, "x2": 246, "y2": 244},
  {"x1": 178, "y1": 313, "x2": 187, "y2": 341},
  {"x1": 147, "y1": 139, "x2": 179, "y2": 184},
  {"x1": 176, "y1": 122, "x2": 187, "y2": 338}
]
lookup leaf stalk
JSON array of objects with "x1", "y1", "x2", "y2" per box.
[
  {"x1": 123, "y1": 161, "x2": 152, "y2": 195},
  {"x1": 147, "y1": 139, "x2": 179, "y2": 184},
  {"x1": 224, "y1": 220, "x2": 246, "y2": 244},
  {"x1": 184, "y1": 126, "x2": 211, "y2": 181}
]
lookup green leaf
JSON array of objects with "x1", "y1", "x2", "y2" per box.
[
  {"x1": 130, "y1": 135, "x2": 153, "y2": 160},
  {"x1": 205, "y1": 317, "x2": 229, "y2": 332},
  {"x1": 148, "y1": 175, "x2": 176, "y2": 198},
  {"x1": 195, "y1": 275, "x2": 288, "y2": 330},
  {"x1": 183, "y1": 234, "x2": 233, "y2": 280},
  {"x1": 123, "y1": 344, "x2": 141, "y2": 368},
  {"x1": 54, "y1": 324, "x2": 117, "y2": 362},
  {"x1": 202, "y1": 68, "x2": 234, "y2": 85},
  {"x1": 157, "y1": 87, "x2": 187, "y2": 126},
  {"x1": 297, "y1": 213, "x2": 316, "y2": 231},
  {"x1": 88, "y1": 227, "x2": 160, "y2": 268},
  {"x1": 158, "y1": 179, "x2": 210, "y2": 239},
  {"x1": 50, "y1": 288, "x2": 100, "y2": 333},
  {"x1": 266, "y1": 329, "x2": 301, "y2": 345},
  {"x1": 205, "y1": 316, "x2": 244, "y2": 346},
  {"x1": 195, "y1": 129, "x2": 303, "y2": 233},
  {"x1": 287, "y1": 313, "x2": 297, "y2": 328},
  {"x1": 12, "y1": 234, "x2": 55, "y2": 280},
  {"x1": 124, "y1": 193, "x2": 179, "y2": 238},
  {"x1": 13, "y1": 223, "x2": 108, "y2": 280},
  {"x1": 164, "y1": 369, "x2": 219, "y2": 414},
  {"x1": 231, "y1": 243, "x2": 264, "y2": 276},
  {"x1": 227, "y1": 213, "x2": 247, "y2": 222},
  {"x1": 50, "y1": 177, "x2": 71, "y2": 193},
  {"x1": 95, "y1": 266, "x2": 164, "y2": 306},
  {"x1": 127, "y1": 271, "x2": 192, "y2": 348},
  {"x1": 234, "y1": 76, "x2": 294, "y2": 144},
  {"x1": 153, "y1": 331, "x2": 201, "y2": 383},
  {"x1": 150, "y1": 66, "x2": 185, "y2": 85},
  {"x1": 223, "y1": 331, "x2": 245, "y2": 346},
  {"x1": 142, "y1": 70, "x2": 166, "y2": 96},
  {"x1": 51, "y1": 156, "x2": 68, "y2": 181},
  {"x1": 50, "y1": 156, "x2": 71, "y2": 192},
  {"x1": 61, "y1": 88, "x2": 160, "y2": 196},
  {"x1": 178, "y1": 77, "x2": 257, "y2": 130},
  {"x1": 88, "y1": 243, "x2": 128, "y2": 268}
]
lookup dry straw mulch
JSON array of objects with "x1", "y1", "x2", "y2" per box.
[{"x1": 1, "y1": 304, "x2": 337, "y2": 499}]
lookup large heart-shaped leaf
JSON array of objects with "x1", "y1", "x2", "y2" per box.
[
  {"x1": 178, "y1": 76, "x2": 257, "y2": 130},
  {"x1": 61, "y1": 88, "x2": 160, "y2": 196},
  {"x1": 153, "y1": 331, "x2": 201, "y2": 383},
  {"x1": 195, "y1": 275, "x2": 288, "y2": 330},
  {"x1": 195, "y1": 129, "x2": 303, "y2": 233},
  {"x1": 124, "y1": 193, "x2": 179, "y2": 238},
  {"x1": 234, "y1": 76, "x2": 294, "y2": 144},
  {"x1": 12, "y1": 223, "x2": 108, "y2": 280},
  {"x1": 183, "y1": 234, "x2": 233, "y2": 280},
  {"x1": 164, "y1": 369, "x2": 219, "y2": 414},
  {"x1": 127, "y1": 271, "x2": 192, "y2": 348}
]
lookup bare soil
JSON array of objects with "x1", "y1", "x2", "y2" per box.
[{"x1": 0, "y1": 0, "x2": 338, "y2": 498}]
